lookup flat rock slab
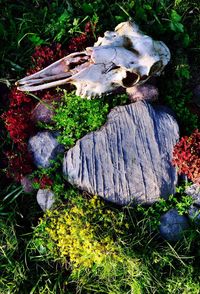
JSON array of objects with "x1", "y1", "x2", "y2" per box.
[{"x1": 63, "y1": 101, "x2": 179, "y2": 205}]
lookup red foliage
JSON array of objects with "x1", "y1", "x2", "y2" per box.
[
  {"x1": 5, "y1": 148, "x2": 34, "y2": 181},
  {"x1": 1, "y1": 43, "x2": 66, "y2": 181},
  {"x1": 2, "y1": 105, "x2": 35, "y2": 145},
  {"x1": 172, "y1": 129, "x2": 200, "y2": 184},
  {"x1": 9, "y1": 88, "x2": 32, "y2": 107},
  {"x1": 1, "y1": 87, "x2": 36, "y2": 181},
  {"x1": 67, "y1": 21, "x2": 96, "y2": 52},
  {"x1": 33, "y1": 175, "x2": 53, "y2": 189},
  {"x1": 28, "y1": 43, "x2": 67, "y2": 75}
]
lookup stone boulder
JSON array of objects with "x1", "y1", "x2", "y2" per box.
[
  {"x1": 159, "y1": 209, "x2": 189, "y2": 241},
  {"x1": 29, "y1": 131, "x2": 64, "y2": 168},
  {"x1": 63, "y1": 101, "x2": 179, "y2": 205},
  {"x1": 185, "y1": 184, "x2": 200, "y2": 206},
  {"x1": 21, "y1": 176, "x2": 35, "y2": 193},
  {"x1": 31, "y1": 101, "x2": 55, "y2": 124},
  {"x1": 37, "y1": 189, "x2": 55, "y2": 211},
  {"x1": 127, "y1": 84, "x2": 158, "y2": 103}
]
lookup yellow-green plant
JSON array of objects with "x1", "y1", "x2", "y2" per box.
[
  {"x1": 43, "y1": 195, "x2": 126, "y2": 267},
  {"x1": 34, "y1": 193, "x2": 148, "y2": 293}
]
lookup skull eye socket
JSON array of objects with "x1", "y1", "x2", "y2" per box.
[
  {"x1": 149, "y1": 61, "x2": 163, "y2": 75},
  {"x1": 122, "y1": 71, "x2": 140, "y2": 87}
]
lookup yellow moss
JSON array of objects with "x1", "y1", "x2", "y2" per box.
[{"x1": 43, "y1": 195, "x2": 130, "y2": 269}]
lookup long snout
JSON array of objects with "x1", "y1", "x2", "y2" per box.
[{"x1": 16, "y1": 52, "x2": 89, "y2": 92}]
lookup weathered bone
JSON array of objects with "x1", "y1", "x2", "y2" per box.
[{"x1": 16, "y1": 21, "x2": 170, "y2": 99}]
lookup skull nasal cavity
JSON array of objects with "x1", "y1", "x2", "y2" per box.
[{"x1": 122, "y1": 71, "x2": 140, "y2": 87}]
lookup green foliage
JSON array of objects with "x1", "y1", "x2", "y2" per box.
[
  {"x1": 31, "y1": 155, "x2": 65, "y2": 195},
  {"x1": 0, "y1": 184, "x2": 23, "y2": 214},
  {"x1": 50, "y1": 91, "x2": 109, "y2": 148},
  {"x1": 0, "y1": 1, "x2": 95, "y2": 78},
  {"x1": 0, "y1": 212, "x2": 26, "y2": 293},
  {"x1": 137, "y1": 185, "x2": 194, "y2": 229},
  {"x1": 32, "y1": 189, "x2": 200, "y2": 293},
  {"x1": 161, "y1": 67, "x2": 199, "y2": 134},
  {"x1": 169, "y1": 10, "x2": 184, "y2": 33}
]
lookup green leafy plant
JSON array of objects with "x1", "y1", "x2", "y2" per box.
[
  {"x1": 50, "y1": 91, "x2": 109, "y2": 148},
  {"x1": 137, "y1": 186, "x2": 194, "y2": 229},
  {"x1": 30, "y1": 155, "x2": 65, "y2": 198},
  {"x1": 169, "y1": 10, "x2": 184, "y2": 33}
]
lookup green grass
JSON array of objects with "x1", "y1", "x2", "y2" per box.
[
  {"x1": 1, "y1": 0, "x2": 200, "y2": 293},
  {"x1": 1, "y1": 186, "x2": 200, "y2": 293}
]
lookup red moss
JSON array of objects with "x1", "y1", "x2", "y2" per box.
[
  {"x1": 1, "y1": 105, "x2": 35, "y2": 145},
  {"x1": 33, "y1": 175, "x2": 53, "y2": 189},
  {"x1": 9, "y1": 88, "x2": 32, "y2": 107},
  {"x1": 5, "y1": 148, "x2": 34, "y2": 181},
  {"x1": 172, "y1": 129, "x2": 200, "y2": 184},
  {"x1": 28, "y1": 43, "x2": 67, "y2": 75},
  {"x1": 67, "y1": 21, "x2": 96, "y2": 52}
]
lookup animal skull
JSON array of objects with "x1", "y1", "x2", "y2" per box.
[{"x1": 16, "y1": 21, "x2": 170, "y2": 99}]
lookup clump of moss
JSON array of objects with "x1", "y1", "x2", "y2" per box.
[
  {"x1": 51, "y1": 91, "x2": 109, "y2": 148},
  {"x1": 34, "y1": 193, "x2": 147, "y2": 293}
]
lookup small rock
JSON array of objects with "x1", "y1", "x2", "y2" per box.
[
  {"x1": 188, "y1": 205, "x2": 200, "y2": 224},
  {"x1": 159, "y1": 209, "x2": 189, "y2": 241},
  {"x1": 21, "y1": 176, "x2": 34, "y2": 193},
  {"x1": 185, "y1": 184, "x2": 200, "y2": 206},
  {"x1": 127, "y1": 84, "x2": 159, "y2": 103},
  {"x1": 29, "y1": 131, "x2": 64, "y2": 168},
  {"x1": 37, "y1": 189, "x2": 55, "y2": 211},
  {"x1": 31, "y1": 101, "x2": 55, "y2": 124}
]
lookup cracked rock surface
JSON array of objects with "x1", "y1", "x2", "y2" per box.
[{"x1": 63, "y1": 101, "x2": 179, "y2": 205}]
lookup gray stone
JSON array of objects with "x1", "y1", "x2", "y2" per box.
[
  {"x1": 29, "y1": 131, "x2": 64, "y2": 168},
  {"x1": 36, "y1": 189, "x2": 55, "y2": 211},
  {"x1": 185, "y1": 184, "x2": 200, "y2": 206},
  {"x1": 21, "y1": 176, "x2": 34, "y2": 193},
  {"x1": 31, "y1": 101, "x2": 55, "y2": 124},
  {"x1": 63, "y1": 101, "x2": 179, "y2": 205},
  {"x1": 188, "y1": 205, "x2": 200, "y2": 224},
  {"x1": 159, "y1": 209, "x2": 189, "y2": 241}
]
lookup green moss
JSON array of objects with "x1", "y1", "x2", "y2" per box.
[{"x1": 51, "y1": 91, "x2": 109, "y2": 148}]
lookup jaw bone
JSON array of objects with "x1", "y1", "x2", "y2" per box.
[{"x1": 16, "y1": 21, "x2": 171, "y2": 99}]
